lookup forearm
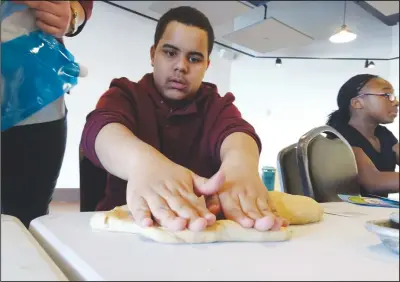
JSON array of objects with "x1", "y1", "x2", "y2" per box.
[
  {"x1": 360, "y1": 172, "x2": 400, "y2": 194},
  {"x1": 220, "y1": 132, "x2": 260, "y2": 177},
  {"x1": 95, "y1": 123, "x2": 169, "y2": 181},
  {"x1": 353, "y1": 147, "x2": 400, "y2": 193}
]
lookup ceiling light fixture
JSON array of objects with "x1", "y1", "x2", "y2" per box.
[
  {"x1": 275, "y1": 58, "x2": 282, "y2": 67},
  {"x1": 329, "y1": 1, "x2": 357, "y2": 43},
  {"x1": 365, "y1": 60, "x2": 375, "y2": 68}
]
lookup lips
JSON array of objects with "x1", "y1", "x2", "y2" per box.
[{"x1": 168, "y1": 78, "x2": 187, "y2": 90}]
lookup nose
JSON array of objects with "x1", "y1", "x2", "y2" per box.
[{"x1": 174, "y1": 55, "x2": 188, "y2": 73}]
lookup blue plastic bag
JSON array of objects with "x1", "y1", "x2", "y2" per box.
[{"x1": 1, "y1": 1, "x2": 87, "y2": 131}]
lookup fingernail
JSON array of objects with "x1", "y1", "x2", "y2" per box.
[
  {"x1": 240, "y1": 218, "x2": 254, "y2": 228},
  {"x1": 204, "y1": 213, "x2": 216, "y2": 225},
  {"x1": 254, "y1": 216, "x2": 275, "y2": 231},
  {"x1": 205, "y1": 212, "x2": 216, "y2": 220},
  {"x1": 141, "y1": 218, "x2": 153, "y2": 227},
  {"x1": 189, "y1": 218, "x2": 207, "y2": 231},
  {"x1": 170, "y1": 218, "x2": 187, "y2": 231}
]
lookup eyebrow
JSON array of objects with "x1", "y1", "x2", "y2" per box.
[{"x1": 162, "y1": 44, "x2": 205, "y2": 59}]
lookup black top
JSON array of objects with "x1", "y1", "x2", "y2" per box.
[{"x1": 334, "y1": 124, "x2": 398, "y2": 197}]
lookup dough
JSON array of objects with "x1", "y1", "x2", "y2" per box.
[
  {"x1": 269, "y1": 191, "x2": 324, "y2": 225},
  {"x1": 90, "y1": 192, "x2": 323, "y2": 244},
  {"x1": 90, "y1": 206, "x2": 292, "y2": 244}
]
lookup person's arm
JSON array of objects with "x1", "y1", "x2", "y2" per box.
[
  {"x1": 392, "y1": 143, "x2": 399, "y2": 165},
  {"x1": 81, "y1": 80, "x2": 224, "y2": 231},
  {"x1": 94, "y1": 123, "x2": 169, "y2": 181},
  {"x1": 80, "y1": 79, "x2": 149, "y2": 175},
  {"x1": 353, "y1": 147, "x2": 399, "y2": 193},
  {"x1": 382, "y1": 127, "x2": 399, "y2": 166},
  {"x1": 206, "y1": 96, "x2": 282, "y2": 231},
  {"x1": 220, "y1": 132, "x2": 259, "y2": 179}
]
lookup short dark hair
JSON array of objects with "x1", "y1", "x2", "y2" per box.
[
  {"x1": 154, "y1": 6, "x2": 215, "y2": 56},
  {"x1": 326, "y1": 74, "x2": 378, "y2": 127}
]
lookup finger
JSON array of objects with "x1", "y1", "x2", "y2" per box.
[
  {"x1": 192, "y1": 170, "x2": 225, "y2": 196},
  {"x1": 127, "y1": 196, "x2": 153, "y2": 227},
  {"x1": 266, "y1": 192, "x2": 278, "y2": 214},
  {"x1": 30, "y1": 1, "x2": 63, "y2": 15},
  {"x1": 36, "y1": 20, "x2": 63, "y2": 37},
  {"x1": 35, "y1": 10, "x2": 64, "y2": 29},
  {"x1": 238, "y1": 194, "x2": 264, "y2": 220},
  {"x1": 270, "y1": 217, "x2": 284, "y2": 231},
  {"x1": 166, "y1": 194, "x2": 208, "y2": 232},
  {"x1": 256, "y1": 197, "x2": 274, "y2": 216},
  {"x1": 281, "y1": 218, "x2": 289, "y2": 227},
  {"x1": 179, "y1": 192, "x2": 217, "y2": 227},
  {"x1": 219, "y1": 193, "x2": 253, "y2": 228},
  {"x1": 206, "y1": 194, "x2": 221, "y2": 216},
  {"x1": 147, "y1": 195, "x2": 186, "y2": 231},
  {"x1": 253, "y1": 197, "x2": 278, "y2": 231},
  {"x1": 190, "y1": 195, "x2": 217, "y2": 226},
  {"x1": 157, "y1": 182, "x2": 212, "y2": 230}
]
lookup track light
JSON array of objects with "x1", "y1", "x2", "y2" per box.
[
  {"x1": 275, "y1": 58, "x2": 282, "y2": 67},
  {"x1": 365, "y1": 60, "x2": 375, "y2": 68}
]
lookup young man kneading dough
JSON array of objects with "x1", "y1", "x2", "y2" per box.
[{"x1": 80, "y1": 7, "x2": 283, "y2": 233}]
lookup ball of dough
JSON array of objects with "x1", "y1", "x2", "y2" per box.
[{"x1": 269, "y1": 191, "x2": 324, "y2": 225}]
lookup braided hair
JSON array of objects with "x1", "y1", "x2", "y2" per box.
[{"x1": 327, "y1": 74, "x2": 378, "y2": 128}]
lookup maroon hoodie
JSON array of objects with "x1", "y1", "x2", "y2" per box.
[{"x1": 80, "y1": 73, "x2": 262, "y2": 211}]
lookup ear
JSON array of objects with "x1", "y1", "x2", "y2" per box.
[
  {"x1": 350, "y1": 97, "x2": 363, "y2": 110},
  {"x1": 150, "y1": 45, "x2": 156, "y2": 67}
]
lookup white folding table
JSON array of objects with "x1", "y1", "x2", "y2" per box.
[
  {"x1": 1, "y1": 215, "x2": 68, "y2": 281},
  {"x1": 29, "y1": 202, "x2": 399, "y2": 281}
]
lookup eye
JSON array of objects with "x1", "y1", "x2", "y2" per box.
[
  {"x1": 188, "y1": 56, "x2": 202, "y2": 63},
  {"x1": 164, "y1": 50, "x2": 176, "y2": 57}
]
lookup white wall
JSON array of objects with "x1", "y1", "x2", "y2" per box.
[
  {"x1": 229, "y1": 57, "x2": 397, "y2": 171},
  {"x1": 56, "y1": 2, "x2": 232, "y2": 188},
  {"x1": 56, "y1": 1, "x2": 398, "y2": 189}
]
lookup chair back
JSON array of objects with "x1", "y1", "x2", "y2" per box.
[
  {"x1": 297, "y1": 125, "x2": 360, "y2": 202},
  {"x1": 276, "y1": 143, "x2": 305, "y2": 195}
]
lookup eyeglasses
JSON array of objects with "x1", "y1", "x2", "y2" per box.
[{"x1": 355, "y1": 93, "x2": 398, "y2": 102}]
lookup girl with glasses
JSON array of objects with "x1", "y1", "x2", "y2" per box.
[{"x1": 327, "y1": 74, "x2": 399, "y2": 198}]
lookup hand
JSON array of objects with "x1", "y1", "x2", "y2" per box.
[
  {"x1": 14, "y1": 1, "x2": 72, "y2": 38},
  {"x1": 218, "y1": 169, "x2": 283, "y2": 231},
  {"x1": 126, "y1": 158, "x2": 225, "y2": 232}
]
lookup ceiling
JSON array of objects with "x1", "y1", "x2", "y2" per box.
[{"x1": 106, "y1": 1, "x2": 399, "y2": 60}]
